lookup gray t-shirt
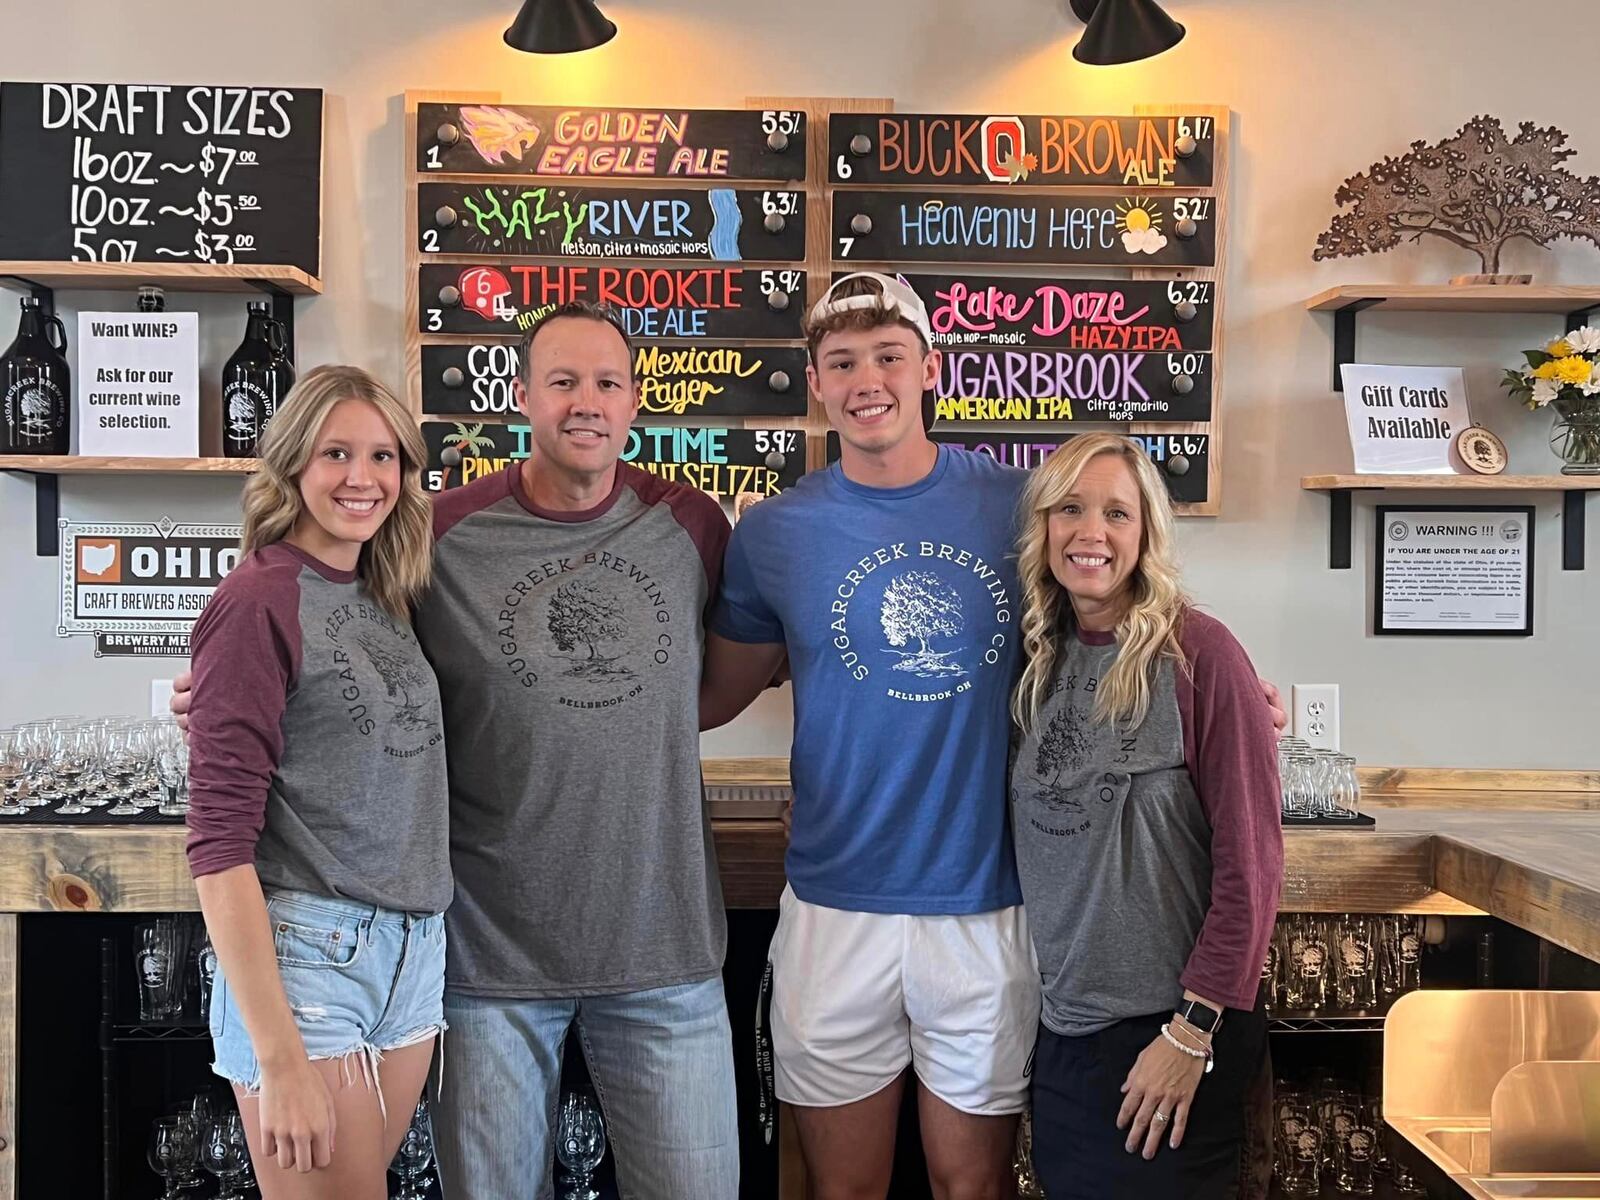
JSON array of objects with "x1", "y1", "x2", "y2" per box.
[
  {"x1": 186, "y1": 541, "x2": 452, "y2": 913},
  {"x1": 1010, "y1": 611, "x2": 1284, "y2": 1035},
  {"x1": 417, "y1": 463, "x2": 730, "y2": 997}
]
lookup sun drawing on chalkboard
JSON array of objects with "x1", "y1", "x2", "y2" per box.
[{"x1": 1116, "y1": 199, "x2": 1168, "y2": 255}]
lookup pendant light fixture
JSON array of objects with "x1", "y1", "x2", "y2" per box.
[
  {"x1": 504, "y1": 0, "x2": 617, "y2": 54},
  {"x1": 1071, "y1": 0, "x2": 1185, "y2": 65}
]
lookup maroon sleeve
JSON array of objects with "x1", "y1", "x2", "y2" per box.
[
  {"x1": 183, "y1": 557, "x2": 303, "y2": 879},
  {"x1": 1174, "y1": 610, "x2": 1284, "y2": 1011}
]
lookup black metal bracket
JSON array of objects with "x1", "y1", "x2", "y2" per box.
[
  {"x1": 1328, "y1": 488, "x2": 1355, "y2": 568},
  {"x1": 1563, "y1": 491, "x2": 1588, "y2": 570},
  {"x1": 1331, "y1": 299, "x2": 1380, "y2": 392},
  {"x1": 1566, "y1": 305, "x2": 1600, "y2": 335},
  {"x1": 248, "y1": 279, "x2": 297, "y2": 368}
]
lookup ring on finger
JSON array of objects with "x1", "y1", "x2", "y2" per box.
[{"x1": 1152, "y1": 1110, "x2": 1169, "y2": 1125}]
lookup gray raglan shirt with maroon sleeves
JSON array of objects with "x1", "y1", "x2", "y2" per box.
[
  {"x1": 415, "y1": 463, "x2": 731, "y2": 998},
  {"x1": 1011, "y1": 608, "x2": 1283, "y2": 1036},
  {"x1": 185, "y1": 541, "x2": 452, "y2": 914}
]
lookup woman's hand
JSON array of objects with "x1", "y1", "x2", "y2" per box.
[
  {"x1": 1116, "y1": 1032, "x2": 1207, "y2": 1158},
  {"x1": 257, "y1": 1055, "x2": 337, "y2": 1172}
]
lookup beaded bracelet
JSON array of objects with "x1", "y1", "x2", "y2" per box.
[{"x1": 1160, "y1": 1023, "x2": 1214, "y2": 1073}]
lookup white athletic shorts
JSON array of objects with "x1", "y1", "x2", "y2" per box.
[{"x1": 769, "y1": 885, "x2": 1041, "y2": 1115}]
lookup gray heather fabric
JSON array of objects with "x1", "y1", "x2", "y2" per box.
[
  {"x1": 186, "y1": 541, "x2": 452, "y2": 914},
  {"x1": 416, "y1": 464, "x2": 728, "y2": 998},
  {"x1": 1010, "y1": 635, "x2": 1210, "y2": 1036}
]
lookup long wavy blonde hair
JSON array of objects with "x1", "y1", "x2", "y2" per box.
[
  {"x1": 240, "y1": 365, "x2": 432, "y2": 618},
  {"x1": 1012, "y1": 434, "x2": 1188, "y2": 732}
]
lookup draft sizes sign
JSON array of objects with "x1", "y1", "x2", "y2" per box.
[
  {"x1": 1375, "y1": 506, "x2": 1533, "y2": 636},
  {"x1": 58, "y1": 518, "x2": 242, "y2": 657},
  {"x1": 76, "y1": 311, "x2": 199, "y2": 456},
  {"x1": 1339, "y1": 364, "x2": 1474, "y2": 473},
  {"x1": 0, "y1": 82, "x2": 323, "y2": 272}
]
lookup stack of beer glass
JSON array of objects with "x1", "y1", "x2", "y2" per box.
[{"x1": 1263, "y1": 913, "x2": 1423, "y2": 1016}]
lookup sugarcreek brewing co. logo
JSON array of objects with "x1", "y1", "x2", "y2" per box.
[
  {"x1": 322, "y1": 601, "x2": 442, "y2": 759},
  {"x1": 1016, "y1": 667, "x2": 1139, "y2": 839},
  {"x1": 829, "y1": 540, "x2": 1011, "y2": 703},
  {"x1": 495, "y1": 549, "x2": 676, "y2": 710}
]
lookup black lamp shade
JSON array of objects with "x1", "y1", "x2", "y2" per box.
[
  {"x1": 1073, "y1": 0, "x2": 1184, "y2": 65},
  {"x1": 504, "y1": 0, "x2": 617, "y2": 53}
]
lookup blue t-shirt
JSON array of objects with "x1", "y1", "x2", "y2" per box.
[{"x1": 712, "y1": 445, "x2": 1026, "y2": 915}]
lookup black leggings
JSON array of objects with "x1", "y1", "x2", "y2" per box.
[{"x1": 1030, "y1": 1004, "x2": 1269, "y2": 1200}]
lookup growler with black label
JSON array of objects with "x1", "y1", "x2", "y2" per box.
[
  {"x1": 220, "y1": 300, "x2": 295, "y2": 458},
  {"x1": 0, "y1": 295, "x2": 71, "y2": 455}
]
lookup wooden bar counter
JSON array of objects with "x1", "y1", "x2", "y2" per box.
[{"x1": 1, "y1": 764, "x2": 1596, "y2": 1196}]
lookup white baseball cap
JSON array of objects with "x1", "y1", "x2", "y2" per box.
[{"x1": 808, "y1": 271, "x2": 934, "y2": 351}]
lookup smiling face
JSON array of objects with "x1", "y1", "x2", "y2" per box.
[
  {"x1": 516, "y1": 315, "x2": 639, "y2": 488},
  {"x1": 807, "y1": 323, "x2": 938, "y2": 457},
  {"x1": 1045, "y1": 451, "x2": 1145, "y2": 629},
  {"x1": 292, "y1": 398, "x2": 402, "y2": 566}
]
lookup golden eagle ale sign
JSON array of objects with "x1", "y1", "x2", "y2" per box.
[
  {"x1": 57, "y1": 518, "x2": 243, "y2": 657},
  {"x1": 422, "y1": 421, "x2": 805, "y2": 513}
]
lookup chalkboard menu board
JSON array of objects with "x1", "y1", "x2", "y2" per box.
[
  {"x1": 423, "y1": 420, "x2": 806, "y2": 501},
  {"x1": 418, "y1": 263, "x2": 804, "y2": 339},
  {"x1": 834, "y1": 190, "x2": 1216, "y2": 267},
  {"x1": 935, "y1": 348, "x2": 1211, "y2": 423},
  {"x1": 829, "y1": 113, "x2": 1216, "y2": 187},
  {"x1": 420, "y1": 343, "x2": 809, "y2": 418},
  {"x1": 418, "y1": 182, "x2": 805, "y2": 261},
  {"x1": 826, "y1": 431, "x2": 1211, "y2": 505},
  {"x1": 416, "y1": 104, "x2": 805, "y2": 181},
  {"x1": 892, "y1": 273, "x2": 1215, "y2": 352},
  {"x1": 0, "y1": 82, "x2": 323, "y2": 273}
]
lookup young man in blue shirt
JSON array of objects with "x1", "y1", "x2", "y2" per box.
[{"x1": 703, "y1": 273, "x2": 1036, "y2": 1199}]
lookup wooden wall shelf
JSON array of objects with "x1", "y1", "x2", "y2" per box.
[
  {"x1": 1306, "y1": 284, "x2": 1600, "y2": 392},
  {"x1": 1301, "y1": 474, "x2": 1596, "y2": 570},
  {"x1": 0, "y1": 262, "x2": 321, "y2": 296}
]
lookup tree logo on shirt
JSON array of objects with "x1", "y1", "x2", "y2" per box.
[
  {"x1": 1031, "y1": 707, "x2": 1091, "y2": 811},
  {"x1": 355, "y1": 631, "x2": 438, "y2": 733},
  {"x1": 879, "y1": 571, "x2": 967, "y2": 679},
  {"x1": 547, "y1": 580, "x2": 636, "y2": 680}
]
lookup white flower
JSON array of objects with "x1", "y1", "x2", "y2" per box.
[
  {"x1": 1567, "y1": 326, "x2": 1600, "y2": 354},
  {"x1": 1121, "y1": 228, "x2": 1168, "y2": 255},
  {"x1": 1531, "y1": 378, "x2": 1561, "y2": 406},
  {"x1": 1582, "y1": 375, "x2": 1600, "y2": 396}
]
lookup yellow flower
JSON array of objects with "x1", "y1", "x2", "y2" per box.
[
  {"x1": 1551, "y1": 355, "x2": 1594, "y2": 386},
  {"x1": 1546, "y1": 338, "x2": 1575, "y2": 358}
]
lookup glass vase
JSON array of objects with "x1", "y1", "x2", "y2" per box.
[{"x1": 1551, "y1": 407, "x2": 1600, "y2": 475}]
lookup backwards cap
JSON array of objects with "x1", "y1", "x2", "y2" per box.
[{"x1": 808, "y1": 272, "x2": 934, "y2": 351}]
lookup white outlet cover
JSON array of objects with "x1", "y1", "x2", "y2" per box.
[{"x1": 1292, "y1": 684, "x2": 1340, "y2": 751}]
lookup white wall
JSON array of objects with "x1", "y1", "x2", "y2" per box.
[{"x1": 2, "y1": 0, "x2": 1596, "y2": 766}]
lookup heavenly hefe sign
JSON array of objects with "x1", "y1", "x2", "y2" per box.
[{"x1": 0, "y1": 82, "x2": 322, "y2": 272}]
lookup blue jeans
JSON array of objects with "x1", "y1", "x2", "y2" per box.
[{"x1": 434, "y1": 977, "x2": 739, "y2": 1200}]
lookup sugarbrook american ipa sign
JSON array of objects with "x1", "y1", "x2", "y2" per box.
[
  {"x1": 58, "y1": 518, "x2": 242, "y2": 654},
  {"x1": 422, "y1": 420, "x2": 805, "y2": 509},
  {"x1": 828, "y1": 113, "x2": 1216, "y2": 187},
  {"x1": 416, "y1": 104, "x2": 806, "y2": 180},
  {"x1": 826, "y1": 432, "x2": 1211, "y2": 505},
  {"x1": 934, "y1": 348, "x2": 1211, "y2": 423},
  {"x1": 0, "y1": 82, "x2": 323, "y2": 272},
  {"x1": 418, "y1": 264, "x2": 804, "y2": 339},
  {"x1": 420, "y1": 343, "x2": 808, "y2": 418},
  {"x1": 833, "y1": 191, "x2": 1216, "y2": 267},
  {"x1": 418, "y1": 182, "x2": 806, "y2": 261}
]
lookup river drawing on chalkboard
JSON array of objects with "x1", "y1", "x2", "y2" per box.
[
  {"x1": 547, "y1": 580, "x2": 635, "y2": 680},
  {"x1": 879, "y1": 570, "x2": 966, "y2": 678}
]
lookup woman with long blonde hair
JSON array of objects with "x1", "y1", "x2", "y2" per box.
[
  {"x1": 1009, "y1": 433, "x2": 1282, "y2": 1199},
  {"x1": 185, "y1": 365, "x2": 450, "y2": 1198}
]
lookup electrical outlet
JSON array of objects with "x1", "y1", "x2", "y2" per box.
[{"x1": 1292, "y1": 684, "x2": 1340, "y2": 751}]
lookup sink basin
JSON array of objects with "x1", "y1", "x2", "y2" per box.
[
  {"x1": 1477, "y1": 1183, "x2": 1600, "y2": 1198},
  {"x1": 1424, "y1": 1127, "x2": 1493, "y2": 1175}
]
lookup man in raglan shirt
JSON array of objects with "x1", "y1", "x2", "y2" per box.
[
  {"x1": 416, "y1": 302, "x2": 738, "y2": 1199},
  {"x1": 701, "y1": 273, "x2": 1285, "y2": 1200},
  {"x1": 175, "y1": 301, "x2": 740, "y2": 1200}
]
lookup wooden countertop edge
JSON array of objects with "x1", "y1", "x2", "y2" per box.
[{"x1": 1430, "y1": 834, "x2": 1600, "y2": 964}]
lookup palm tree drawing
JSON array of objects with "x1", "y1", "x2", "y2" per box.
[{"x1": 439, "y1": 423, "x2": 499, "y2": 484}]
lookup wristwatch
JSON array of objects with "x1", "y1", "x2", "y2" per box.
[{"x1": 1175, "y1": 998, "x2": 1223, "y2": 1036}]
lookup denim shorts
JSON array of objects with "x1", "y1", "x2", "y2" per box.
[{"x1": 209, "y1": 889, "x2": 447, "y2": 1099}]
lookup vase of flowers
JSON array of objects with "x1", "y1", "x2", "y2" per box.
[{"x1": 1503, "y1": 327, "x2": 1600, "y2": 474}]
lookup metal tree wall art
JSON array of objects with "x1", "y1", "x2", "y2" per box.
[{"x1": 1313, "y1": 116, "x2": 1600, "y2": 277}]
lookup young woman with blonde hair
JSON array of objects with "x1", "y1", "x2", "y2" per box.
[
  {"x1": 185, "y1": 365, "x2": 450, "y2": 1198},
  {"x1": 1009, "y1": 433, "x2": 1282, "y2": 1199}
]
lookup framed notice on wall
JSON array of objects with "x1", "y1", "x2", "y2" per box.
[{"x1": 1374, "y1": 506, "x2": 1534, "y2": 637}]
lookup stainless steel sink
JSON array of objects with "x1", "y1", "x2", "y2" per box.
[{"x1": 1476, "y1": 1182, "x2": 1600, "y2": 1198}]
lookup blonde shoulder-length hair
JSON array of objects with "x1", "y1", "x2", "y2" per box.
[
  {"x1": 1012, "y1": 433, "x2": 1189, "y2": 732},
  {"x1": 240, "y1": 365, "x2": 432, "y2": 619}
]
